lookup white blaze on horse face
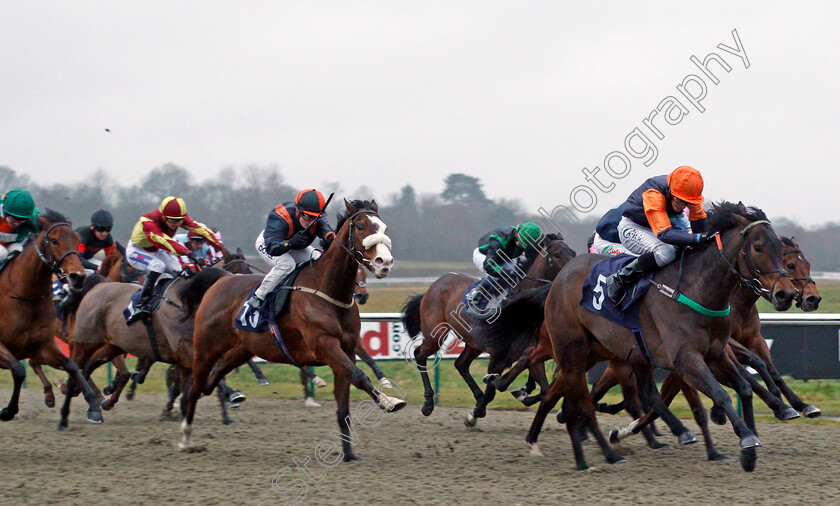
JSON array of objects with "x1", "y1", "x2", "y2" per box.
[{"x1": 363, "y1": 216, "x2": 394, "y2": 278}]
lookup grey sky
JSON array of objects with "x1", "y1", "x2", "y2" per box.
[{"x1": 1, "y1": 2, "x2": 837, "y2": 225}]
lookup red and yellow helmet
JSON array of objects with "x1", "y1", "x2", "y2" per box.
[
  {"x1": 159, "y1": 196, "x2": 187, "y2": 219},
  {"x1": 667, "y1": 166, "x2": 704, "y2": 205},
  {"x1": 295, "y1": 189, "x2": 326, "y2": 217}
]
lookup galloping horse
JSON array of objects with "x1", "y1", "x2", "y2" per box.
[
  {"x1": 354, "y1": 266, "x2": 369, "y2": 304},
  {"x1": 401, "y1": 234, "x2": 575, "y2": 421},
  {"x1": 0, "y1": 209, "x2": 102, "y2": 424},
  {"x1": 534, "y1": 202, "x2": 795, "y2": 471},
  {"x1": 179, "y1": 200, "x2": 404, "y2": 460}
]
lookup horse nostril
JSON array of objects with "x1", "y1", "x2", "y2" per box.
[
  {"x1": 374, "y1": 257, "x2": 384, "y2": 265},
  {"x1": 807, "y1": 296, "x2": 822, "y2": 306}
]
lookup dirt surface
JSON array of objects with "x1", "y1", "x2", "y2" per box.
[{"x1": 2, "y1": 387, "x2": 839, "y2": 505}]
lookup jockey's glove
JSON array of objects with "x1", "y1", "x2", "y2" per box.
[
  {"x1": 187, "y1": 252, "x2": 207, "y2": 267},
  {"x1": 288, "y1": 232, "x2": 311, "y2": 249}
]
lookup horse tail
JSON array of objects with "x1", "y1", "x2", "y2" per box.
[
  {"x1": 63, "y1": 273, "x2": 108, "y2": 319},
  {"x1": 178, "y1": 267, "x2": 229, "y2": 323},
  {"x1": 401, "y1": 293, "x2": 425, "y2": 337},
  {"x1": 477, "y1": 284, "x2": 551, "y2": 351}
]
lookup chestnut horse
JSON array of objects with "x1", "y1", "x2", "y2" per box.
[
  {"x1": 179, "y1": 200, "x2": 404, "y2": 460},
  {"x1": 401, "y1": 234, "x2": 575, "y2": 422},
  {"x1": 0, "y1": 209, "x2": 102, "y2": 424}
]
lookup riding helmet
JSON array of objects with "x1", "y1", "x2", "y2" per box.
[
  {"x1": 159, "y1": 196, "x2": 188, "y2": 219},
  {"x1": 90, "y1": 209, "x2": 114, "y2": 227},
  {"x1": 667, "y1": 166, "x2": 704, "y2": 204},
  {"x1": 295, "y1": 189, "x2": 326, "y2": 217}
]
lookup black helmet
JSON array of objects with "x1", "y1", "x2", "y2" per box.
[
  {"x1": 295, "y1": 189, "x2": 326, "y2": 217},
  {"x1": 90, "y1": 209, "x2": 114, "y2": 227}
]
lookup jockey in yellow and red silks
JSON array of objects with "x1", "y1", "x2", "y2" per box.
[{"x1": 125, "y1": 196, "x2": 221, "y2": 322}]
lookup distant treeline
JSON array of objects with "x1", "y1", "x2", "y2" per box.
[{"x1": 4, "y1": 164, "x2": 839, "y2": 272}]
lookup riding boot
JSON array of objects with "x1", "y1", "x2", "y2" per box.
[
  {"x1": 128, "y1": 271, "x2": 161, "y2": 323},
  {"x1": 605, "y1": 252, "x2": 658, "y2": 306}
]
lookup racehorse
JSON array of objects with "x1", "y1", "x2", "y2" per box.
[
  {"x1": 179, "y1": 200, "x2": 404, "y2": 460},
  {"x1": 354, "y1": 266, "x2": 369, "y2": 304},
  {"x1": 401, "y1": 234, "x2": 575, "y2": 422},
  {"x1": 0, "y1": 209, "x2": 102, "y2": 424},
  {"x1": 535, "y1": 202, "x2": 795, "y2": 471}
]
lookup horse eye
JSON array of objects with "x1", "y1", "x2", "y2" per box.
[
  {"x1": 786, "y1": 263, "x2": 795, "y2": 270},
  {"x1": 753, "y1": 245, "x2": 763, "y2": 253},
  {"x1": 50, "y1": 238, "x2": 58, "y2": 245},
  {"x1": 356, "y1": 224, "x2": 364, "y2": 231}
]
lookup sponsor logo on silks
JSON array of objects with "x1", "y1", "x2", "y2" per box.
[
  {"x1": 592, "y1": 274, "x2": 608, "y2": 311},
  {"x1": 240, "y1": 307, "x2": 260, "y2": 329},
  {"x1": 129, "y1": 251, "x2": 152, "y2": 266}
]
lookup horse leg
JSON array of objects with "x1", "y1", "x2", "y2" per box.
[
  {"x1": 589, "y1": 363, "x2": 622, "y2": 415},
  {"x1": 733, "y1": 362, "x2": 798, "y2": 422},
  {"x1": 454, "y1": 346, "x2": 484, "y2": 403},
  {"x1": 29, "y1": 360, "x2": 56, "y2": 408},
  {"x1": 755, "y1": 341, "x2": 820, "y2": 417},
  {"x1": 707, "y1": 353, "x2": 761, "y2": 472},
  {"x1": 98, "y1": 348, "x2": 132, "y2": 411},
  {"x1": 0, "y1": 344, "x2": 26, "y2": 422},
  {"x1": 247, "y1": 359, "x2": 271, "y2": 386},
  {"x1": 216, "y1": 382, "x2": 232, "y2": 425},
  {"x1": 413, "y1": 340, "x2": 440, "y2": 416},
  {"x1": 465, "y1": 358, "x2": 502, "y2": 427},
  {"x1": 40, "y1": 341, "x2": 103, "y2": 428},
  {"x1": 331, "y1": 365, "x2": 359, "y2": 462},
  {"x1": 681, "y1": 383, "x2": 728, "y2": 462},
  {"x1": 524, "y1": 375, "x2": 564, "y2": 457},
  {"x1": 730, "y1": 343, "x2": 781, "y2": 398},
  {"x1": 614, "y1": 368, "x2": 669, "y2": 450},
  {"x1": 127, "y1": 358, "x2": 154, "y2": 401},
  {"x1": 356, "y1": 342, "x2": 386, "y2": 382},
  {"x1": 163, "y1": 364, "x2": 182, "y2": 420},
  {"x1": 632, "y1": 367, "x2": 697, "y2": 446},
  {"x1": 491, "y1": 345, "x2": 535, "y2": 393},
  {"x1": 612, "y1": 370, "x2": 689, "y2": 443},
  {"x1": 517, "y1": 346, "x2": 552, "y2": 406}
]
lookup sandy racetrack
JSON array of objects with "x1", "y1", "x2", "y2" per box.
[{"x1": 1, "y1": 387, "x2": 838, "y2": 504}]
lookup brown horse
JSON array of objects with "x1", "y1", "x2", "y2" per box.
[
  {"x1": 401, "y1": 234, "x2": 576, "y2": 421},
  {"x1": 537, "y1": 202, "x2": 795, "y2": 471},
  {"x1": 354, "y1": 266, "x2": 369, "y2": 304},
  {"x1": 179, "y1": 200, "x2": 404, "y2": 459},
  {"x1": 0, "y1": 209, "x2": 102, "y2": 424}
]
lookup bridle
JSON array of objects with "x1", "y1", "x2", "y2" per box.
[
  {"x1": 8, "y1": 222, "x2": 82, "y2": 301},
  {"x1": 714, "y1": 220, "x2": 790, "y2": 299},
  {"x1": 334, "y1": 209, "x2": 389, "y2": 270},
  {"x1": 781, "y1": 247, "x2": 816, "y2": 307}
]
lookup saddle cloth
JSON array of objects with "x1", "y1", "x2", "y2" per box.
[
  {"x1": 579, "y1": 255, "x2": 652, "y2": 329},
  {"x1": 122, "y1": 276, "x2": 176, "y2": 323}
]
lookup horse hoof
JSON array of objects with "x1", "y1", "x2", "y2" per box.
[
  {"x1": 650, "y1": 441, "x2": 673, "y2": 451},
  {"x1": 86, "y1": 410, "x2": 103, "y2": 424},
  {"x1": 222, "y1": 418, "x2": 234, "y2": 426},
  {"x1": 0, "y1": 408, "x2": 16, "y2": 422},
  {"x1": 379, "y1": 395, "x2": 406, "y2": 413},
  {"x1": 177, "y1": 442, "x2": 206, "y2": 453},
  {"x1": 343, "y1": 453, "x2": 361, "y2": 462},
  {"x1": 710, "y1": 406, "x2": 727, "y2": 425},
  {"x1": 740, "y1": 435, "x2": 761, "y2": 449},
  {"x1": 511, "y1": 388, "x2": 527, "y2": 402},
  {"x1": 526, "y1": 442, "x2": 543, "y2": 457},
  {"x1": 44, "y1": 397, "x2": 55, "y2": 409},
  {"x1": 303, "y1": 397, "x2": 322, "y2": 408},
  {"x1": 556, "y1": 410, "x2": 565, "y2": 424},
  {"x1": 802, "y1": 405, "x2": 822, "y2": 418},
  {"x1": 709, "y1": 451, "x2": 730, "y2": 462},
  {"x1": 126, "y1": 391, "x2": 135, "y2": 401},
  {"x1": 678, "y1": 431, "x2": 698, "y2": 445},
  {"x1": 482, "y1": 373, "x2": 499, "y2": 385},
  {"x1": 420, "y1": 403, "x2": 434, "y2": 417},
  {"x1": 57, "y1": 420, "x2": 68, "y2": 431},
  {"x1": 576, "y1": 463, "x2": 591, "y2": 472},
  {"x1": 258, "y1": 378, "x2": 271, "y2": 386},
  {"x1": 103, "y1": 385, "x2": 115, "y2": 395},
  {"x1": 313, "y1": 376, "x2": 328, "y2": 388},
  {"x1": 101, "y1": 400, "x2": 115, "y2": 411},
  {"x1": 609, "y1": 455, "x2": 628, "y2": 465},
  {"x1": 609, "y1": 428, "x2": 620, "y2": 444},
  {"x1": 740, "y1": 448, "x2": 757, "y2": 472},
  {"x1": 464, "y1": 412, "x2": 477, "y2": 427},
  {"x1": 775, "y1": 407, "x2": 800, "y2": 421}
]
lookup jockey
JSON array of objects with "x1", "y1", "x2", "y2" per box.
[
  {"x1": 76, "y1": 209, "x2": 122, "y2": 270},
  {"x1": 470, "y1": 221, "x2": 543, "y2": 311},
  {"x1": 604, "y1": 165, "x2": 712, "y2": 305},
  {"x1": 175, "y1": 226, "x2": 222, "y2": 272},
  {"x1": 245, "y1": 189, "x2": 336, "y2": 310},
  {"x1": 126, "y1": 196, "x2": 222, "y2": 322},
  {"x1": 0, "y1": 189, "x2": 40, "y2": 263}
]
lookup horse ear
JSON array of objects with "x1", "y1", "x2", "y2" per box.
[
  {"x1": 733, "y1": 214, "x2": 750, "y2": 227},
  {"x1": 369, "y1": 199, "x2": 379, "y2": 213},
  {"x1": 736, "y1": 201, "x2": 747, "y2": 212},
  {"x1": 344, "y1": 199, "x2": 358, "y2": 215},
  {"x1": 790, "y1": 236, "x2": 799, "y2": 247},
  {"x1": 237, "y1": 247, "x2": 244, "y2": 256}
]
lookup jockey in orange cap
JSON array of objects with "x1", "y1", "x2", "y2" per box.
[
  {"x1": 125, "y1": 196, "x2": 222, "y2": 322},
  {"x1": 245, "y1": 189, "x2": 335, "y2": 310},
  {"x1": 604, "y1": 166, "x2": 713, "y2": 305}
]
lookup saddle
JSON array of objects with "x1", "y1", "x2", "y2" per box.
[
  {"x1": 122, "y1": 275, "x2": 177, "y2": 323},
  {"x1": 234, "y1": 263, "x2": 309, "y2": 334},
  {"x1": 463, "y1": 279, "x2": 505, "y2": 320}
]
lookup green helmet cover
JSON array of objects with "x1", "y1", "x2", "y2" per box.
[
  {"x1": 2, "y1": 189, "x2": 38, "y2": 219},
  {"x1": 515, "y1": 221, "x2": 541, "y2": 246}
]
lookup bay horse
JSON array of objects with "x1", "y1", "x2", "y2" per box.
[
  {"x1": 179, "y1": 200, "x2": 404, "y2": 460},
  {"x1": 537, "y1": 202, "x2": 795, "y2": 471},
  {"x1": 0, "y1": 209, "x2": 102, "y2": 424},
  {"x1": 401, "y1": 234, "x2": 575, "y2": 421},
  {"x1": 354, "y1": 266, "x2": 369, "y2": 304}
]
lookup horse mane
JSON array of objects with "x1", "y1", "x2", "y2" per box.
[
  {"x1": 335, "y1": 200, "x2": 376, "y2": 230},
  {"x1": 39, "y1": 208, "x2": 70, "y2": 226},
  {"x1": 705, "y1": 201, "x2": 768, "y2": 235},
  {"x1": 62, "y1": 273, "x2": 108, "y2": 318},
  {"x1": 177, "y1": 267, "x2": 230, "y2": 322},
  {"x1": 543, "y1": 232, "x2": 564, "y2": 243},
  {"x1": 474, "y1": 284, "x2": 551, "y2": 353}
]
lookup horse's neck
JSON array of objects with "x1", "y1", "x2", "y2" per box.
[
  {"x1": 307, "y1": 230, "x2": 358, "y2": 302},
  {"x1": 731, "y1": 284, "x2": 761, "y2": 316},
  {"x1": 673, "y1": 229, "x2": 742, "y2": 311},
  {"x1": 9, "y1": 242, "x2": 52, "y2": 298}
]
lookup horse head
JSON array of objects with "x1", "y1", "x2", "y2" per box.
[
  {"x1": 36, "y1": 209, "x2": 85, "y2": 292},
  {"x1": 781, "y1": 236, "x2": 821, "y2": 311},
  {"x1": 542, "y1": 233, "x2": 576, "y2": 280},
  {"x1": 217, "y1": 246, "x2": 252, "y2": 274},
  {"x1": 709, "y1": 201, "x2": 796, "y2": 311},
  {"x1": 339, "y1": 199, "x2": 394, "y2": 279}
]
